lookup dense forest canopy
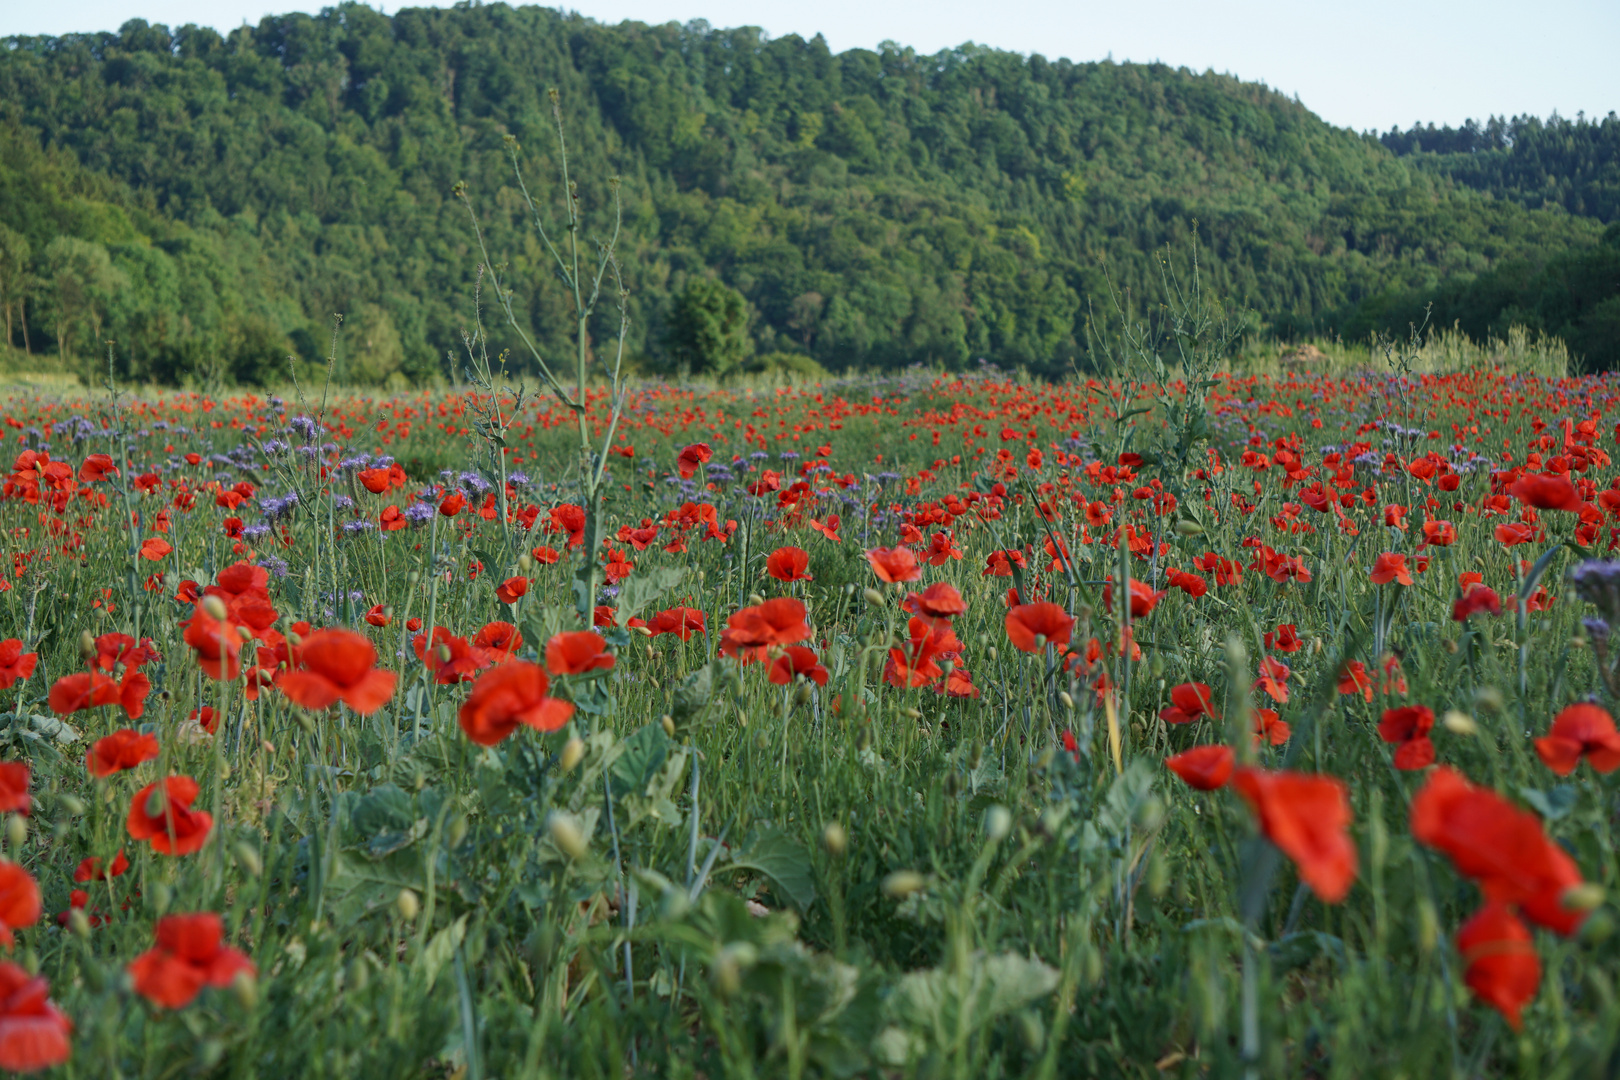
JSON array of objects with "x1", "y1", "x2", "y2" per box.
[{"x1": 0, "y1": 3, "x2": 1614, "y2": 383}]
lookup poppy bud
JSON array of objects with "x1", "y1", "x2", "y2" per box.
[
  {"x1": 68, "y1": 908, "x2": 91, "y2": 939},
  {"x1": 1174, "y1": 518, "x2": 1204, "y2": 536},
  {"x1": 712, "y1": 942, "x2": 756, "y2": 997},
  {"x1": 984, "y1": 805, "x2": 1011, "y2": 843},
  {"x1": 437, "y1": 643, "x2": 453, "y2": 664},
  {"x1": 1058, "y1": 691, "x2": 1075, "y2": 711},
  {"x1": 1033, "y1": 634, "x2": 1047, "y2": 649},
  {"x1": 863, "y1": 587, "x2": 885, "y2": 607},
  {"x1": 78, "y1": 630, "x2": 97, "y2": 662},
  {"x1": 396, "y1": 888, "x2": 420, "y2": 921},
  {"x1": 346, "y1": 957, "x2": 370, "y2": 994},
  {"x1": 231, "y1": 971, "x2": 258, "y2": 1010},
  {"x1": 1146, "y1": 850, "x2": 1169, "y2": 896},
  {"x1": 148, "y1": 881, "x2": 172, "y2": 916},
  {"x1": 559, "y1": 737, "x2": 585, "y2": 772},
  {"x1": 822, "y1": 822, "x2": 847, "y2": 856},
  {"x1": 59, "y1": 794, "x2": 86, "y2": 816},
  {"x1": 200, "y1": 595, "x2": 229, "y2": 622},
  {"x1": 1083, "y1": 948, "x2": 1103, "y2": 986},
  {"x1": 660, "y1": 714, "x2": 676, "y2": 737},
  {"x1": 901, "y1": 707, "x2": 922, "y2": 720},
  {"x1": 1417, "y1": 899, "x2": 1438, "y2": 954},
  {"x1": 987, "y1": 646, "x2": 998, "y2": 662},
  {"x1": 1563, "y1": 883, "x2": 1606, "y2": 912},
  {"x1": 1474, "y1": 686, "x2": 1505, "y2": 714},
  {"x1": 296, "y1": 712, "x2": 316, "y2": 734},
  {"x1": 518, "y1": 553, "x2": 534, "y2": 573},
  {"x1": 447, "y1": 813, "x2": 469, "y2": 849},
  {"x1": 747, "y1": 593, "x2": 765, "y2": 606},
  {"x1": 5, "y1": 815, "x2": 24, "y2": 850},
  {"x1": 1442, "y1": 710, "x2": 1477, "y2": 736},
  {"x1": 408, "y1": 572, "x2": 421, "y2": 585},
  {"x1": 235, "y1": 842, "x2": 262, "y2": 877},
  {"x1": 549, "y1": 812, "x2": 589, "y2": 860},
  {"x1": 236, "y1": 625, "x2": 253, "y2": 641},
  {"x1": 883, "y1": 870, "x2": 925, "y2": 899},
  {"x1": 793, "y1": 684, "x2": 812, "y2": 706}
]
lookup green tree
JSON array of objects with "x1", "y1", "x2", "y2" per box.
[
  {"x1": 34, "y1": 236, "x2": 125, "y2": 367},
  {"x1": 666, "y1": 277, "x2": 754, "y2": 377},
  {"x1": 0, "y1": 224, "x2": 29, "y2": 353}
]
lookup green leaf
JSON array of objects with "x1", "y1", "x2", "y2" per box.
[
  {"x1": 616, "y1": 566, "x2": 687, "y2": 626},
  {"x1": 731, "y1": 827, "x2": 816, "y2": 910},
  {"x1": 608, "y1": 722, "x2": 671, "y2": 801},
  {"x1": 1520, "y1": 784, "x2": 1578, "y2": 821},
  {"x1": 888, "y1": 952, "x2": 1059, "y2": 1034}
]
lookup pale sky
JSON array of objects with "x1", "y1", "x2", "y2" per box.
[{"x1": 3, "y1": 0, "x2": 1616, "y2": 134}]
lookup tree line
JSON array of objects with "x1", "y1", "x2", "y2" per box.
[{"x1": 0, "y1": 4, "x2": 1613, "y2": 382}]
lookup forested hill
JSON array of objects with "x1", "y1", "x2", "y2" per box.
[{"x1": 0, "y1": 4, "x2": 1610, "y2": 384}]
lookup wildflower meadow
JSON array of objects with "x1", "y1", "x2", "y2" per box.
[{"x1": 0, "y1": 353, "x2": 1617, "y2": 1078}]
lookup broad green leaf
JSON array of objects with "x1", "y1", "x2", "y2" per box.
[{"x1": 731, "y1": 827, "x2": 816, "y2": 910}]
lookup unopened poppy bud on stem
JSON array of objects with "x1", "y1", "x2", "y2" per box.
[
  {"x1": 5, "y1": 815, "x2": 24, "y2": 850},
  {"x1": 550, "y1": 813, "x2": 589, "y2": 860},
  {"x1": 200, "y1": 595, "x2": 229, "y2": 622},
  {"x1": 661, "y1": 714, "x2": 676, "y2": 737},
  {"x1": 1474, "y1": 686, "x2": 1505, "y2": 714},
  {"x1": 559, "y1": 737, "x2": 585, "y2": 772},
  {"x1": 235, "y1": 842, "x2": 262, "y2": 877},
  {"x1": 863, "y1": 588, "x2": 885, "y2": 608},
  {"x1": 396, "y1": 888, "x2": 420, "y2": 921},
  {"x1": 78, "y1": 630, "x2": 97, "y2": 661},
  {"x1": 1563, "y1": 883, "x2": 1606, "y2": 912},
  {"x1": 1442, "y1": 710, "x2": 1477, "y2": 736},
  {"x1": 883, "y1": 870, "x2": 925, "y2": 899},
  {"x1": 1058, "y1": 691, "x2": 1075, "y2": 711},
  {"x1": 1417, "y1": 899, "x2": 1438, "y2": 954},
  {"x1": 822, "y1": 822, "x2": 847, "y2": 856},
  {"x1": 231, "y1": 971, "x2": 258, "y2": 1010},
  {"x1": 68, "y1": 908, "x2": 91, "y2": 939},
  {"x1": 984, "y1": 805, "x2": 1012, "y2": 843},
  {"x1": 748, "y1": 593, "x2": 765, "y2": 607},
  {"x1": 1174, "y1": 518, "x2": 1204, "y2": 537}
]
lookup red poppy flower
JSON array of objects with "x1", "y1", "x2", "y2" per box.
[
  {"x1": 865, "y1": 546, "x2": 922, "y2": 583},
  {"x1": 275, "y1": 629, "x2": 397, "y2": 715},
  {"x1": 1493, "y1": 522, "x2": 1537, "y2": 546},
  {"x1": 766, "y1": 546, "x2": 813, "y2": 583},
  {"x1": 1263, "y1": 624, "x2": 1302, "y2": 653},
  {"x1": 1231, "y1": 767, "x2": 1358, "y2": 903},
  {"x1": 1253, "y1": 708, "x2": 1290, "y2": 746},
  {"x1": 74, "y1": 850, "x2": 128, "y2": 882},
  {"x1": 413, "y1": 628, "x2": 492, "y2": 684},
  {"x1": 1457, "y1": 903, "x2": 1540, "y2": 1031},
  {"x1": 0, "y1": 642, "x2": 35, "y2": 691},
  {"x1": 903, "y1": 583, "x2": 967, "y2": 619},
  {"x1": 545, "y1": 631, "x2": 615, "y2": 676},
  {"x1": 1411, "y1": 766, "x2": 1587, "y2": 935},
  {"x1": 922, "y1": 531, "x2": 963, "y2": 566},
  {"x1": 1510, "y1": 473, "x2": 1582, "y2": 512},
  {"x1": 1336, "y1": 659, "x2": 1373, "y2": 702},
  {"x1": 1420, "y1": 520, "x2": 1456, "y2": 548},
  {"x1": 473, "y1": 621, "x2": 524, "y2": 662},
  {"x1": 364, "y1": 604, "x2": 392, "y2": 627},
  {"x1": 884, "y1": 619, "x2": 949, "y2": 689},
  {"x1": 1103, "y1": 578, "x2": 1168, "y2": 618},
  {"x1": 457, "y1": 662, "x2": 575, "y2": 746},
  {"x1": 549, "y1": 504, "x2": 586, "y2": 548},
  {"x1": 1534, "y1": 703, "x2": 1620, "y2": 775},
  {"x1": 769, "y1": 646, "x2": 830, "y2": 686},
  {"x1": 86, "y1": 730, "x2": 161, "y2": 779},
  {"x1": 676, "y1": 442, "x2": 712, "y2": 480},
  {"x1": 127, "y1": 776, "x2": 213, "y2": 856},
  {"x1": 719, "y1": 599, "x2": 810, "y2": 660},
  {"x1": 1378, "y1": 705, "x2": 1436, "y2": 770},
  {"x1": 92, "y1": 633, "x2": 158, "y2": 671},
  {"x1": 532, "y1": 545, "x2": 560, "y2": 565},
  {"x1": 138, "y1": 537, "x2": 172, "y2": 561},
  {"x1": 1165, "y1": 745, "x2": 1234, "y2": 790},
  {"x1": 495, "y1": 576, "x2": 530, "y2": 604},
  {"x1": 47, "y1": 672, "x2": 118, "y2": 716},
  {"x1": 1453, "y1": 583, "x2": 1503, "y2": 620},
  {"x1": 1370, "y1": 553, "x2": 1413, "y2": 586},
  {"x1": 182, "y1": 608, "x2": 243, "y2": 681},
  {"x1": 0, "y1": 963, "x2": 72, "y2": 1072},
  {"x1": 1004, "y1": 602, "x2": 1076, "y2": 652},
  {"x1": 0, "y1": 766, "x2": 25, "y2": 817},
  {"x1": 1158, "y1": 682, "x2": 1219, "y2": 725},
  {"x1": 357, "y1": 467, "x2": 393, "y2": 494},
  {"x1": 1254, "y1": 656, "x2": 1291, "y2": 704},
  {"x1": 0, "y1": 863, "x2": 39, "y2": 947},
  {"x1": 127, "y1": 912, "x2": 254, "y2": 1009},
  {"x1": 647, "y1": 606, "x2": 707, "y2": 640}
]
